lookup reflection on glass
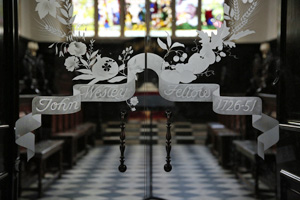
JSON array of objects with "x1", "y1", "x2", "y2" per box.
[
  {"x1": 124, "y1": 0, "x2": 146, "y2": 37},
  {"x1": 149, "y1": 0, "x2": 172, "y2": 37},
  {"x1": 201, "y1": 0, "x2": 224, "y2": 31},
  {"x1": 73, "y1": 0, "x2": 95, "y2": 37},
  {"x1": 98, "y1": 0, "x2": 121, "y2": 37},
  {"x1": 175, "y1": 0, "x2": 198, "y2": 37}
]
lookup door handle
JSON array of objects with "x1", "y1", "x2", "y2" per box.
[
  {"x1": 164, "y1": 110, "x2": 172, "y2": 172},
  {"x1": 119, "y1": 110, "x2": 127, "y2": 173}
]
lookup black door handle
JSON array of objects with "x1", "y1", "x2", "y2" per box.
[
  {"x1": 164, "y1": 110, "x2": 172, "y2": 172},
  {"x1": 119, "y1": 110, "x2": 127, "y2": 173}
]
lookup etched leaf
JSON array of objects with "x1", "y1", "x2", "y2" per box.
[
  {"x1": 210, "y1": 22, "x2": 230, "y2": 49},
  {"x1": 196, "y1": 31, "x2": 210, "y2": 44},
  {"x1": 55, "y1": 45, "x2": 58, "y2": 55},
  {"x1": 108, "y1": 76, "x2": 127, "y2": 83},
  {"x1": 69, "y1": 5, "x2": 74, "y2": 17},
  {"x1": 224, "y1": 3, "x2": 230, "y2": 15},
  {"x1": 118, "y1": 55, "x2": 122, "y2": 60},
  {"x1": 57, "y1": 16, "x2": 68, "y2": 25},
  {"x1": 230, "y1": 9, "x2": 235, "y2": 18},
  {"x1": 167, "y1": 34, "x2": 171, "y2": 47},
  {"x1": 60, "y1": 9, "x2": 68, "y2": 18},
  {"x1": 69, "y1": 15, "x2": 76, "y2": 25},
  {"x1": 220, "y1": 52, "x2": 226, "y2": 57},
  {"x1": 77, "y1": 69, "x2": 93, "y2": 74},
  {"x1": 91, "y1": 50, "x2": 98, "y2": 58},
  {"x1": 119, "y1": 64, "x2": 125, "y2": 71},
  {"x1": 89, "y1": 59, "x2": 96, "y2": 66},
  {"x1": 80, "y1": 58, "x2": 88, "y2": 67},
  {"x1": 171, "y1": 42, "x2": 185, "y2": 49},
  {"x1": 157, "y1": 38, "x2": 168, "y2": 50},
  {"x1": 224, "y1": 41, "x2": 236, "y2": 48},
  {"x1": 86, "y1": 53, "x2": 90, "y2": 60},
  {"x1": 48, "y1": 43, "x2": 55, "y2": 48},
  {"x1": 64, "y1": 46, "x2": 67, "y2": 53},
  {"x1": 73, "y1": 74, "x2": 95, "y2": 80},
  {"x1": 129, "y1": 50, "x2": 133, "y2": 54},
  {"x1": 216, "y1": 56, "x2": 221, "y2": 62},
  {"x1": 224, "y1": 16, "x2": 231, "y2": 20}
]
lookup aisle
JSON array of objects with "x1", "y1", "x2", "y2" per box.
[{"x1": 21, "y1": 145, "x2": 262, "y2": 200}]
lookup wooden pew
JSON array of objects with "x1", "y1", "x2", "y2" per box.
[
  {"x1": 206, "y1": 122, "x2": 239, "y2": 167},
  {"x1": 20, "y1": 140, "x2": 64, "y2": 197},
  {"x1": 280, "y1": 170, "x2": 300, "y2": 200},
  {"x1": 233, "y1": 140, "x2": 276, "y2": 195},
  {"x1": 51, "y1": 122, "x2": 96, "y2": 168}
]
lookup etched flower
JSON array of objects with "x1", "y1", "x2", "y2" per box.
[
  {"x1": 35, "y1": 0, "x2": 61, "y2": 19},
  {"x1": 102, "y1": 62, "x2": 111, "y2": 71},
  {"x1": 91, "y1": 57, "x2": 118, "y2": 81},
  {"x1": 64, "y1": 56, "x2": 79, "y2": 72},
  {"x1": 127, "y1": 96, "x2": 139, "y2": 111},
  {"x1": 130, "y1": 97, "x2": 139, "y2": 106},
  {"x1": 68, "y1": 41, "x2": 87, "y2": 57}
]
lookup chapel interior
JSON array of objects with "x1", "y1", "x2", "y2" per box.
[{"x1": 1, "y1": 0, "x2": 300, "y2": 200}]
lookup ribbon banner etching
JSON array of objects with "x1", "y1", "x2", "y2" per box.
[{"x1": 16, "y1": 0, "x2": 279, "y2": 160}]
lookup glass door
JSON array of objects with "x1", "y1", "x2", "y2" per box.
[{"x1": 17, "y1": 0, "x2": 281, "y2": 200}]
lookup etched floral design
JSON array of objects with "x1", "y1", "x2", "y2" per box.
[
  {"x1": 130, "y1": 97, "x2": 139, "y2": 106},
  {"x1": 68, "y1": 41, "x2": 87, "y2": 57},
  {"x1": 36, "y1": 0, "x2": 257, "y2": 86},
  {"x1": 35, "y1": 0, "x2": 61, "y2": 19},
  {"x1": 64, "y1": 56, "x2": 79, "y2": 72},
  {"x1": 158, "y1": 1, "x2": 256, "y2": 84},
  {"x1": 35, "y1": 0, "x2": 135, "y2": 85},
  {"x1": 102, "y1": 63, "x2": 111, "y2": 71},
  {"x1": 127, "y1": 96, "x2": 139, "y2": 111}
]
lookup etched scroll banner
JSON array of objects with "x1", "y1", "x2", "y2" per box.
[
  {"x1": 158, "y1": 77, "x2": 279, "y2": 159},
  {"x1": 15, "y1": 80, "x2": 135, "y2": 160}
]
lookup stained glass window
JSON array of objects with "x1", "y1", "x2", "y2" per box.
[
  {"x1": 149, "y1": 0, "x2": 172, "y2": 37},
  {"x1": 73, "y1": 0, "x2": 95, "y2": 37},
  {"x1": 124, "y1": 0, "x2": 146, "y2": 37},
  {"x1": 72, "y1": 0, "x2": 224, "y2": 38},
  {"x1": 201, "y1": 0, "x2": 224, "y2": 32},
  {"x1": 98, "y1": 0, "x2": 121, "y2": 37}
]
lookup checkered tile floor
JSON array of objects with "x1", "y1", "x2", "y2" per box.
[{"x1": 20, "y1": 145, "x2": 275, "y2": 200}]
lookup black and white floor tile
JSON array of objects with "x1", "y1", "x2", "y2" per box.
[{"x1": 20, "y1": 145, "x2": 275, "y2": 200}]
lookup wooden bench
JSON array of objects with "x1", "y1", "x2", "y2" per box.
[
  {"x1": 233, "y1": 140, "x2": 276, "y2": 196},
  {"x1": 206, "y1": 122, "x2": 226, "y2": 145},
  {"x1": 51, "y1": 122, "x2": 96, "y2": 168},
  {"x1": 280, "y1": 169, "x2": 300, "y2": 200},
  {"x1": 216, "y1": 130, "x2": 239, "y2": 167},
  {"x1": 20, "y1": 140, "x2": 64, "y2": 197},
  {"x1": 206, "y1": 122, "x2": 239, "y2": 167}
]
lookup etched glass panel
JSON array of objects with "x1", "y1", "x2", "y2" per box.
[
  {"x1": 73, "y1": 0, "x2": 95, "y2": 37},
  {"x1": 98, "y1": 0, "x2": 121, "y2": 37},
  {"x1": 149, "y1": 0, "x2": 172, "y2": 37},
  {"x1": 124, "y1": 0, "x2": 146, "y2": 37},
  {"x1": 175, "y1": 0, "x2": 198, "y2": 37}
]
